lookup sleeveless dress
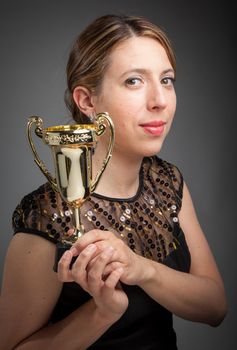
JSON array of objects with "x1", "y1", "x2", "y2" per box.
[{"x1": 12, "y1": 156, "x2": 191, "y2": 349}]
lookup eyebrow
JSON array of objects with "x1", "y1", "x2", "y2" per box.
[{"x1": 120, "y1": 68, "x2": 175, "y2": 78}]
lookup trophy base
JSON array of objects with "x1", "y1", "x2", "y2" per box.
[{"x1": 53, "y1": 241, "x2": 77, "y2": 272}]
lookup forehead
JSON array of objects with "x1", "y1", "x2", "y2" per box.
[{"x1": 107, "y1": 36, "x2": 172, "y2": 72}]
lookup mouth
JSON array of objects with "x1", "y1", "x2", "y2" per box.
[{"x1": 139, "y1": 120, "x2": 166, "y2": 136}]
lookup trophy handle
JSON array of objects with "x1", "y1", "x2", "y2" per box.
[
  {"x1": 27, "y1": 116, "x2": 58, "y2": 192},
  {"x1": 91, "y1": 112, "x2": 115, "y2": 192}
]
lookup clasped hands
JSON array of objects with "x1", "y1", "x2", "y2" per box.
[{"x1": 57, "y1": 230, "x2": 145, "y2": 320}]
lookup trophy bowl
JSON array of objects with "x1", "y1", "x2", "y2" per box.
[{"x1": 27, "y1": 112, "x2": 115, "y2": 270}]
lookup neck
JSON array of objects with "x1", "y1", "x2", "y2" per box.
[{"x1": 92, "y1": 146, "x2": 143, "y2": 199}]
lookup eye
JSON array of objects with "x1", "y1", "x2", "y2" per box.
[
  {"x1": 161, "y1": 77, "x2": 175, "y2": 86},
  {"x1": 125, "y1": 77, "x2": 143, "y2": 86}
]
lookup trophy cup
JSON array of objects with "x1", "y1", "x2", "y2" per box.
[{"x1": 27, "y1": 112, "x2": 114, "y2": 270}]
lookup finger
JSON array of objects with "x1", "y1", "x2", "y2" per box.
[
  {"x1": 86, "y1": 241, "x2": 118, "y2": 270},
  {"x1": 70, "y1": 244, "x2": 97, "y2": 289},
  {"x1": 87, "y1": 247, "x2": 115, "y2": 294},
  {"x1": 71, "y1": 230, "x2": 114, "y2": 253},
  {"x1": 102, "y1": 261, "x2": 124, "y2": 277},
  {"x1": 103, "y1": 268, "x2": 124, "y2": 290},
  {"x1": 57, "y1": 250, "x2": 74, "y2": 282}
]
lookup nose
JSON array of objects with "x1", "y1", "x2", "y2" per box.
[{"x1": 147, "y1": 82, "x2": 167, "y2": 111}]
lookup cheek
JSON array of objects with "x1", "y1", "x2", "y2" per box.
[
  {"x1": 111, "y1": 100, "x2": 142, "y2": 129},
  {"x1": 171, "y1": 92, "x2": 177, "y2": 112},
  {"x1": 166, "y1": 93, "x2": 176, "y2": 124}
]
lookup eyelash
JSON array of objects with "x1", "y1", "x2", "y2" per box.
[
  {"x1": 125, "y1": 77, "x2": 142, "y2": 86},
  {"x1": 161, "y1": 77, "x2": 176, "y2": 86},
  {"x1": 125, "y1": 76, "x2": 176, "y2": 87}
]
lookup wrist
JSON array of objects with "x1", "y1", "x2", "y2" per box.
[
  {"x1": 93, "y1": 303, "x2": 124, "y2": 327},
  {"x1": 137, "y1": 256, "x2": 159, "y2": 288}
]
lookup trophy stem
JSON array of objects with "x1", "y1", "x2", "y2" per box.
[
  {"x1": 53, "y1": 207, "x2": 84, "y2": 272},
  {"x1": 73, "y1": 207, "x2": 84, "y2": 240}
]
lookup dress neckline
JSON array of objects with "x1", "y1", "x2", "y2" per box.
[{"x1": 91, "y1": 158, "x2": 147, "y2": 203}]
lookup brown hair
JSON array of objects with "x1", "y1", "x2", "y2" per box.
[{"x1": 65, "y1": 14, "x2": 176, "y2": 123}]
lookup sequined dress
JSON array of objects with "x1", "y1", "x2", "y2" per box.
[{"x1": 13, "y1": 156, "x2": 191, "y2": 349}]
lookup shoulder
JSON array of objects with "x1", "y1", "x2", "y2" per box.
[
  {"x1": 12, "y1": 183, "x2": 74, "y2": 244},
  {"x1": 143, "y1": 156, "x2": 184, "y2": 209}
]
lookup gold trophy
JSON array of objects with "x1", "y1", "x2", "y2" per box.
[{"x1": 27, "y1": 112, "x2": 114, "y2": 270}]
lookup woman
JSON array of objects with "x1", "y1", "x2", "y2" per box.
[{"x1": 0, "y1": 14, "x2": 227, "y2": 349}]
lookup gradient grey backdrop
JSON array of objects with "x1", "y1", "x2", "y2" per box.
[{"x1": 1, "y1": 1, "x2": 236, "y2": 349}]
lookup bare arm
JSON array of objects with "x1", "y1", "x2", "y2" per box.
[
  {"x1": 136, "y1": 182, "x2": 227, "y2": 326},
  {"x1": 69, "y1": 182, "x2": 227, "y2": 327},
  {"x1": 0, "y1": 233, "x2": 127, "y2": 350}
]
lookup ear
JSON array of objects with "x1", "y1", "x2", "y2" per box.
[{"x1": 73, "y1": 86, "x2": 95, "y2": 116}]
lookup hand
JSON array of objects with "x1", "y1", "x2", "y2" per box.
[
  {"x1": 69, "y1": 229, "x2": 145, "y2": 286},
  {"x1": 57, "y1": 244, "x2": 129, "y2": 321}
]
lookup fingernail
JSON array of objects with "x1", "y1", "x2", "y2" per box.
[
  {"x1": 117, "y1": 267, "x2": 123, "y2": 273},
  {"x1": 63, "y1": 250, "x2": 72, "y2": 260},
  {"x1": 70, "y1": 247, "x2": 78, "y2": 255},
  {"x1": 86, "y1": 244, "x2": 96, "y2": 252},
  {"x1": 105, "y1": 246, "x2": 114, "y2": 254}
]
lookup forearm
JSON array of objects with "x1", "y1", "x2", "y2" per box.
[
  {"x1": 15, "y1": 299, "x2": 117, "y2": 350},
  {"x1": 138, "y1": 257, "x2": 227, "y2": 326}
]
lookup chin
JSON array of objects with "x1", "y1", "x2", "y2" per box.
[
  {"x1": 141, "y1": 142, "x2": 164, "y2": 157},
  {"x1": 138, "y1": 148, "x2": 162, "y2": 158}
]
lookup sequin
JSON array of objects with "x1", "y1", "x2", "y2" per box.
[
  {"x1": 52, "y1": 213, "x2": 58, "y2": 220},
  {"x1": 13, "y1": 157, "x2": 184, "y2": 267}
]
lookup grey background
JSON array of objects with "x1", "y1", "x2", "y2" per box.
[{"x1": 0, "y1": 0, "x2": 236, "y2": 349}]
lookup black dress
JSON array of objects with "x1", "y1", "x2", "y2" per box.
[{"x1": 12, "y1": 156, "x2": 191, "y2": 349}]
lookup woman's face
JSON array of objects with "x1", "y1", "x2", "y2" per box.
[{"x1": 92, "y1": 36, "x2": 177, "y2": 159}]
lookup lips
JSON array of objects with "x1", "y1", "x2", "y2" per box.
[{"x1": 139, "y1": 120, "x2": 166, "y2": 136}]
